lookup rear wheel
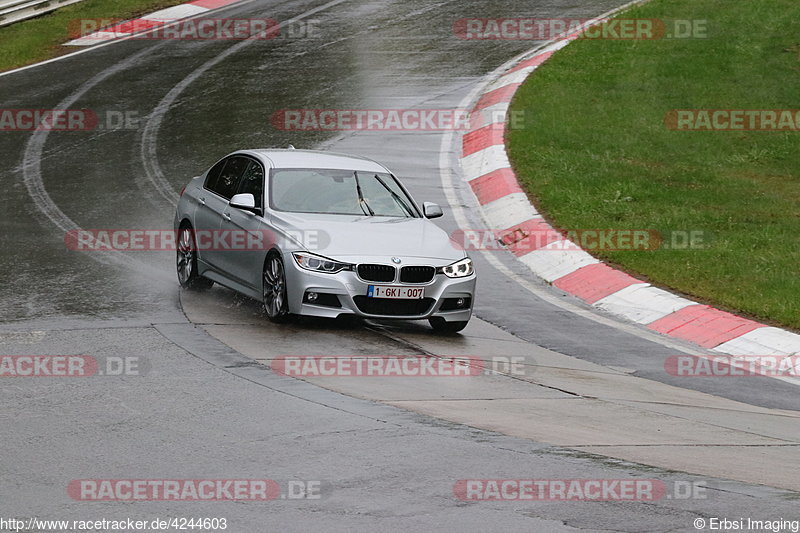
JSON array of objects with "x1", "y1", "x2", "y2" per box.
[
  {"x1": 263, "y1": 254, "x2": 291, "y2": 323},
  {"x1": 177, "y1": 225, "x2": 213, "y2": 290},
  {"x1": 428, "y1": 317, "x2": 468, "y2": 333}
]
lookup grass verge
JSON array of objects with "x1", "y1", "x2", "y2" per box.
[
  {"x1": 0, "y1": 0, "x2": 189, "y2": 72},
  {"x1": 507, "y1": 0, "x2": 800, "y2": 330}
]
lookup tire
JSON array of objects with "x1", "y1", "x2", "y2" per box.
[
  {"x1": 177, "y1": 224, "x2": 214, "y2": 290},
  {"x1": 428, "y1": 317, "x2": 468, "y2": 333},
  {"x1": 263, "y1": 253, "x2": 292, "y2": 323}
]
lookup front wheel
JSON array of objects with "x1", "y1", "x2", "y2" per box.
[
  {"x1": 177, "y1": 225, "x2": 213, "y2": 290},
  {"x1": 263, "y1": 254, "x2": 292, "y2": 323},
  {"x1": 428, "y1": 317, "x2": 468, "y2": 333}
]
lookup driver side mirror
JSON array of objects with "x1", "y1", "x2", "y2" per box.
[
  {"x1": 229, "y1": 193, "x2": 260, "y2": 215},
  {"x1": 423, "y1": 202, "x2": 443, "y2": 219}
]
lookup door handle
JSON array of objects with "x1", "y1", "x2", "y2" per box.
[
  {"x1": 222, "y1": 212, "x2": 231, "y2": 221},
  {"x1": 199, "y1": 197, "x2": 206, "y2": 205}
]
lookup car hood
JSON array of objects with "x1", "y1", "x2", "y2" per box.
[{"x1": 269, "y1": 212, "x2": 464, "y2": 263}]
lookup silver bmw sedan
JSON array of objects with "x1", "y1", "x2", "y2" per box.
[{"x1": 174, "y1": 149, "x2": 475, "y2": 333}]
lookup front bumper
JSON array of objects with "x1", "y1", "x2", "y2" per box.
[{"x1": 282, "y1": 253, "x2": 475, "y2": 322}]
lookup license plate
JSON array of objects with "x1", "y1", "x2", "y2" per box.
[{"x1": 367, "y1": 285, "x2": 425, "y2": 299}]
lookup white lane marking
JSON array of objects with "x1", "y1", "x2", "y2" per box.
[
  {"x1": 139, "y1": 0, "x2": 353, "y2": 207},
  {"x1": 19, "y1": 0, "x2": 349, "y2": 278},
  {"x1": 437, "y1": 0, "x2": 730, "y2": 357},
  {"x1": 444, "y1": 27, "x2": 800, "y2": 387},
  {"x1": 21, "y1": 45, "x2": 174, "y2": 282},
  {"x1": 440, "y1": 86, "x2": 708, "y2": 354},
  {"x1": 449, "y1": 6, "x2": 800, "y2": 385},
  {"x1": 0, "y1": 0, "x2": 254, "y2": 78}
]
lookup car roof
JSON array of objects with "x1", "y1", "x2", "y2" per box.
[{"x1": 238, "y1": 149, "x2": 391, "y2": 173}]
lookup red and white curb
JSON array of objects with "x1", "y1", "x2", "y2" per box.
[
  {"x1": 459, "y1": 38, "x2": 800, "y2": 357},
  {"x1": 65, "y1": 0, "x2": 242, "y2": 46}
]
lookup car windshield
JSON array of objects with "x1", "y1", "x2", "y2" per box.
[{"x1": 270, "y1": 168, "x2": 418, "y2": 217}]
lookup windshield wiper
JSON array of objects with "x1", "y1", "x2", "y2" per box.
[
  {"x1": 353, "y1": 171, "x2": 374, "y2": 216},
  {"x1": 373, "y1": 174, "x2": 415, "y2": 217}
]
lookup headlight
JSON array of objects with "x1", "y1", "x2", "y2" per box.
[
  {"x1": 438, "y1": 257, "x2": 474, "y2": 278},
  {"x1": 292, "y1": 252, "x2": 352, "y2": 274}
]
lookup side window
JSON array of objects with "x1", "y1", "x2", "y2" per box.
[
  {"x1": 204, "y1": 159, "x2": 227, "y2": 193},
  {"x1": 211, "y1": 156, "x2": 249, "y2": 199},
  {"x1": 236, "y1": 160, "x2": 265, "y2": 208}
]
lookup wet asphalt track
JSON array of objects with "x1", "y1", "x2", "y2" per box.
[{"x1": 2, "y1": 0, "x2": 799, "y2": 530}]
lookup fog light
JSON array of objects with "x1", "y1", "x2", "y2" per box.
[
  {"x1": 456, "y1": 298, "x2": 465, "y2": 308},
  {"x1": 307, "y1": 292, "x2": 318, "y2": 302}
]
